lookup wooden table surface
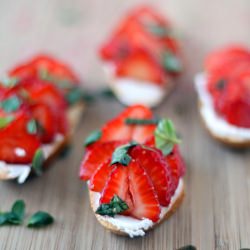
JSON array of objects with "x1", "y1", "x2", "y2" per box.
[{"x1": 0, "y1": 0, "x2": 250, "y2": 249}]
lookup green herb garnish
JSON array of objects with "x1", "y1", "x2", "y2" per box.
[
  {"x1": 177, "y1": 245, "x2": 197, "y2": 250},
  {"x1": 0, "y1": 96, "x2": 21, "y2": 113},
  {"x1": 26, "y1": 119, "x2": 38, "y2": 134},
  {"x1": 31, "y1": 149, "x2": 45, "y2": 176},
  {"x1": 84, "y1": 130, "x2": 102, "y2": 147},
  {"x1": 146, "y1": 24, "x2": 173, "y2": 37},
  {"x1": 96, "y1": 195, "x2": 129, "y2": 217},
  {"x1": 154, "y1": 119, "x2": 181, "y2": 155},
  {"x1": 0, "y1": 116, "x2": 14, "y2": 129},
  {"x1": 1, "y1": 77, "x2": 20, "y2": 88},
  {"x1": 111, "y1": 142, "x2": 138, "y2": 166},
  {"x1": 125, "y1": 118, "x2": 159, "y2": 125},
  {"x1": 0, "y1": 200, "x2": 25, "y2": 226},
  {"x1": 162, "y1": 51, "x2": 182, "y2": 73},
  {"x1": 27, "y1": 211, "x2": 54, "y2": 228}
]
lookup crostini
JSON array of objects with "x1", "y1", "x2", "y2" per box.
[
  {"x1": 0, "y1": 54, "x2": 85, "y2": 183},
  {"x1": 80, "y1": 105, "x2": 186, "y2": 237},
  {"x1": 99, "y1": 6, "x2": 183, "y2": 107},
  {"x1": 195, "y1": 45, "x2": 250, "y2": 147}
]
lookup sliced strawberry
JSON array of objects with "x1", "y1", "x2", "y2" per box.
[
  {"x1": 205, "y1": 46, "x2": 250, "y2": 73},
  {"x1": 165, "y1": 145, "x2": 185, "y2": 194},
  {"x1": 215, "y1": 71, "x2": 250, "y2": 127},
  {"x1": 116, "y1": 49, "x2": 167, "y2": 84},
  {"x1": 145, "y1": 136, "x2": 185, "y2": 194},
  {"x1": 128, "y1": 159, "x2": 161, "y2": 222},
  {"x1": 9, "y1": 54, "x2": 79, "y2": 84},
  {"x1": 79, "y1": 141, "x2": 124, "y2": 180},
  {"x1": 100, "y1": 105, "x2": 156, "y2": 143},
  {"x1": 130, "y1": 145, "x2": 172, "y2": 206},
  {"x1": 0, "y1": 131, "x2": 40, "y2": 164},
  {"x1": 89, "y1": 159, "x2": 114, "y2": 192},
  {"x1": 100, "y1": 165, "x2": 134, "y2": 213},
  {"x1": 30, "y1": 103, "x2": 56, "y2": 143}
]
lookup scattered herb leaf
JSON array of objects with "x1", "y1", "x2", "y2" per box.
[
  {"x1": 154, "y1": 119, "x2": 181, "y2": 155},
  {"x1": 96, "y1": 195, "x2": 129, "y2": 217},
  {"x1": 26, "y1": 119, "x2": 38, "y2": 134},
  {"x1": 177, "y1": 245, "x2": 197, "y2": 250},
  {"x1": 0, "y1": 200, "x2": 25, "y2": 226},
  {"x1": 59, "y1": 145, "x2": 72, "y2": 158},
  {"x1": 99, "y1": 88, "x2": 115, "y2": 99},
  {"x1": 84, "y1": 130, "x2": 102, "y2": 147},
  {"x1": 27, "y1": 211, "x2": 54, "y2": 228},
  {"x1": 32, "y1": 149, "x2": 45, "y2": 176},
  {"x1": 11, "y1": 200, "x2": 25, "y2": 222},
  {"x1": 66, "y1": 87, "x2": 84, "y2": 105},
  {"x1": 163, "y1": 51, "x2": 182, "y2": 73},
  {"x1": 111, "y1": 142, "x2": 138, "y2": 166},
  {"x1": 0, "y1": 96, "x2": 21, "y2": 113},
  {"x1": 0, "y1": 116, "x2": 14, "y2": 129},
  {"x1": 125, "y1": 118, "x2": 159, "y2": 125}
]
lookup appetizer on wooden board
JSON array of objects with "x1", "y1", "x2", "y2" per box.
[
  {"x1": 0, "y1": 55, "x2": 85, "y2": 183},
  {"x1": 99, "y1": 6, "x2": 183, "y2": 107},
  {"x1": 195, "y1": 45, "x2": 250, "y2": 147},
  {"x1": 80, "y1": 105, "x2": 186, "y2": 237}
]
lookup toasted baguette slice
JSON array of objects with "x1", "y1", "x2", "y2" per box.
[
  {"x1": 195, "y1": 73, "x2": 250, "y2": 148},
  {"x1": 89, "y1": 179, "x2": 185, "y2": 237},
  {"x1": 102, "y1": 63, "x2": 173, "y2": 108},
  {"x1": 0, "y1": 102, "x2": 85, "y2": 183}
]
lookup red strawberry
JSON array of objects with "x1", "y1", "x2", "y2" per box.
[
  {"x1": 116, "y1": 49, "x2": 167, "y2": 84},
  {"x1": 145, "y1": 136, "x2": 185, "y2": 194},
  {"x1": 89, "y1": 159, "x2": 114, "y2": 192},
  {"x1": 130, "y1": 145, "x2": 172, "y2": 206},
  {"x1": 79, "y1": 141, "x2": 124, "y2": 180},
  {"x1": 100, "y1": 105, "x2": 156, "y2": 143},
  {"x1": 9, "y1": 54, "x2": 79, "y2": 84},
  {"x1": 165, "y1": 145, "x2": 186, "y2": 194},
  {"x1": 99, "y1": 165, "x2": 132, "y2": 207},
  {"x1": 215, "y1": 71, "x2": 250, "y2": 127},
  {"x1": 30, "y1": 103, "x2": 57, "y2": 143},
  {"x1": 128, "y1": 159, "x2": 161, "y2": 222},
  {"x1": 0, "y1": 104, "x2": 41, "y2": 163},
  {"x1": 0, "y1": 132, "x2": 40, "y2": 164},
  {"x1": 205, "y1": 46, "x2": 250, "y2": 73}
]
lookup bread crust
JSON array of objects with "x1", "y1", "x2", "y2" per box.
[
  {"x1": 0, "y1": 102, "x2": 85, "y2": 181},
  {"x1": 89, "y1": 182, "x2": 185, "y2": 237},
  {"x1": 198, "y1": 101, "x2": 250, "y2": 148}
]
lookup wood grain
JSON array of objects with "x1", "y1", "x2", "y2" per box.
[{"x1": 0, "y1": 0, "x2": 250, "y2": 249}]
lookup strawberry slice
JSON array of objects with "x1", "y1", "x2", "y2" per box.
[
  {"x1": 89, "y1": 159, "x2": 114, "y2": 192},
  {"x1": 0, "y1": 103, "x2": 41, "y2": 163},
  {"x1": 205, "y1": 46, "x2": 250, "y2": 73},
  {"x1": 100, "y1": 105, "x2": 156, "y2": 143},
  {"x1": 100, "y1": 165, "x2": 134, "y2": 213},
  {"x1": 116, "y1": 49, "x2": 167, "y2": 84},
  {"x1": 9, "y1": 54, "x2": 79, "y2": 84},
  {"x1": 0, "y1": 132, "x2": 40, "y2": 164},
  {"x1": 130, "y1": 145, "x2": 172, "y2": 206},
  {"x1": 165, "y1": 145, "x2": 186, "y2": 194},
  {"x1": 128, "y1": 159, "x2": 161, "y2": 222},
  {"x1": 79, "y1": 141, "x2": 124, "y2": 180},
  {"x1": 30, "y1": 103, "x2": 57, "y2": 143},
  {"x1": 145, "y1": 136, "x2": 185, "y2": 194}
]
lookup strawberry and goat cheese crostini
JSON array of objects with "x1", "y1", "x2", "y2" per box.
[
  {"x1": 0, "y1": 55, "x2": 85, "y2": 183},
  {"x1": 195, "y1": 45, "x2": 250, "y2": 147},
  {"x1": 80, "y1": 105, "x2": 186, "y2": 237},
  {"x1": 99, "y1": 6, "x2": 183, "y2": 107}
]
